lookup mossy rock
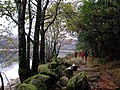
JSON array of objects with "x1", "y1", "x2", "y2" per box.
[
  {"x1": 64, "y1": 68, "x2": 73, "y2": 78},
  {"x1": 56, "y1": 81, "x2": 62, "y2": 88},
  {"x1": 59, "y1": 76, "x2": 69, "y2": 86},
  {"x1": 51, "y1": 56, "x2": 62, "y2": 64},
  {"x1": 66, "y1": 72, "x2": 90, "y2": 90},
  {"x1": 49, "y1": 61, "x2": 59, "y2": 69},
  {"x1": 38, "y1": 64, "x2": 49, "y2": 73},
  {"x1": 64, "y1": 60, "x2": 73, "y2": 67},
  {"x1": 57, "y1": 76, "x2": 69, "y2": 88},
  {"x1": 60, "y1": 60, "x2": 73, "y2": 68},
  {"x1": 71, "y1": 66, "x2": 78, "y2": 71},
  {"x1": 34, "y1": 83, "x2": 47, "y2": 90},
  {"x1": 38, "y1": 64, "x2": 58, "y2": 79},
  {"x1": 40, "y1": 69, "x2": 58, "y2": 79},
  {"x1": 23, "y1": 76, "x2": 33, "y2": 84},
  {"x1": 55, "y1": 65, "x2": 67, "y2": 77},
  {"x1": 29, "y1": 74, "x2": 50, "y2": 87},
  {"x1": 17, "y1": 83, "x2": 38, "y2": 90},
  {"x1": 24, "y1": 74, "x2": 51, "y2": 90}
]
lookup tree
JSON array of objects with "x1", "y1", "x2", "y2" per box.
[
  {"x1": 44, "y1": 2, "x2": 79, "y2": 61},
  {"x1": 60, "y1": 2, "x2": 80, "y2": 32},
  {"x1": 77, "y1": 0, "x2": 120, "y2": 60},
  {"x1": 0, "y1": 0, "x2": 62, "y2": 82},
  {"x1": 45, "y1": 20, "x2": 67, "y2": 61},
  {"x1": 14, "y1": 0, "x2": 29, "y2": 82},
  {"x1": 0, "y1": 0, "x2": 80, "y2": 82}
]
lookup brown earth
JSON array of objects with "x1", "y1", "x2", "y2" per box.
[{"x1": 66, "y1": 55, "x2": 120, "y2": 90}]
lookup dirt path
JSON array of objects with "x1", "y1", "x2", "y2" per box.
[{"x1": 70, "y1": 56, "x2": 120, "y2": 90}]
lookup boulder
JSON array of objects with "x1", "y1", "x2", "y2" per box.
[
  {"x1": 38, "y1": 64, "x2": 58, "y2": 79},
  {"x1": 38, "y1": 64, "x2": 49, "y2": 73},
  {"x1": 62, "y1": 60, "x2": 73, "y2": 67},
  {"x1": 56, "y1": 76, "x2": 69, "y2": 89},
  {"x1": 66, "y1": 72, "x2": 91, "y2": 90},
  {"x1": 23, "y1": 74, "x2": 51, "y2": 90},
  {"x1": 59, "y1": 76, "x2": 69, "y2": 86},
  {"x1": 71, "y1": 63, "x2": 78, "y2": 71},
  {"x1": 55, "y1": 65, "x2": 67, "y2": 77},
  {"x1": 49, "y1": 61, "x2": 59, "y2": 69},
  {"x1": 64, "y1": 68, "x2": 73, "y2": 78}
]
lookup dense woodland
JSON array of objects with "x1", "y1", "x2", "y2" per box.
[
  {"x1": 76, "y1": 0, "x2": 120, "y2": 60},
  {"x1": 0, "y1": 0, "x2": 120, "y2": 89}
]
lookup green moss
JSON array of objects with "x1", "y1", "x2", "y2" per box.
[
  {"x1": 23, "y1": 76, "x2": 33, "y2": 84},
  {"x1": 23, "y1": 74, "x2": 51, "y2": 90},
  {"x1": 30, "y1": 74, "x2": 50, "y2": 83},
  {"x1": 38, "y1": 64, "x2": 58, "y2": 79},
  {"x1": 29, "y1": 74, "x2": 50, "y2": 89},
  {"x1": 64, "y1": 69, "x2": 73, "y2": 78},
  {"x1": 65, "y1": 60, "x2": 73, "y2": 67},
  {"x1": 66, "y1": 72, "x2": 90, "y2": 90},
  {"x1": 35, "y1": 83, "x2": 47, "y2": 90},
  {"x1": 38, "y1": 64, "x2": 49, "y2": 73},
  {"x1": 59, "y1": 76, "x2": 69, "y2": 86},
  {"x1": 17, "y1": 83, "x2": 38, "y2": 90},
  {"x1": 55, "y1": 65, "x2": 67, "y2": 77},
  {"x1": 51, "y1": 57, "x2": 63, "y2": 64},
  {"x1": 49, "y1": 61, "x2": 59, "y2": 69}
]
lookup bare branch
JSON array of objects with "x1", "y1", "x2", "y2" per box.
[
  {"x1": 44, "y1": 0, "x2": 49, "y2": 12},
  {"x1": 31, "y1": 0, "x2": 37, "y2": 6},
  {"x1": 45, "y1": 14, "x2": 54, "y2": 20},
  {"x1": 44, "y1": 0, "x2": 61, "y2": 32},
  {"x1": 6, "y1": 50, "x2": 18, "y2": 62},
  {"x1": 2, "y1": 7, "x2": 18, "y2": 24}
]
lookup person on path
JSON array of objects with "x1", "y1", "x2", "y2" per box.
[
  {"x1": 84, "y1": 50, "x2": 88, "y2": 61},
  {"x1": 92, "y1": 49, "x2": 95, "y2": 58},
  {"x1": 81, "y1": 51, "x2": 85, "y2": 60},
  {"x1": 74, "y1": 50, "x2": 77, "y2": 58}
]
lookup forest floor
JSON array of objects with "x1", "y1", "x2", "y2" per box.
[{"x1": 66, "y1": 55, "x2": 120, "y2": 90}]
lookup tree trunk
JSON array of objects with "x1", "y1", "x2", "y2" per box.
[
  {"x1": 27, "y1": 0, "x2": 32, "y2": 69},
  {"x1": 32, "y1": 0, "x2": 41, "y2": 74},
  {"x1": 40, "y1": 30, "x2": 45, "y2": 64},
  {"x1": 15, "y1": 0, "x2": 29, "y2": 82}
]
